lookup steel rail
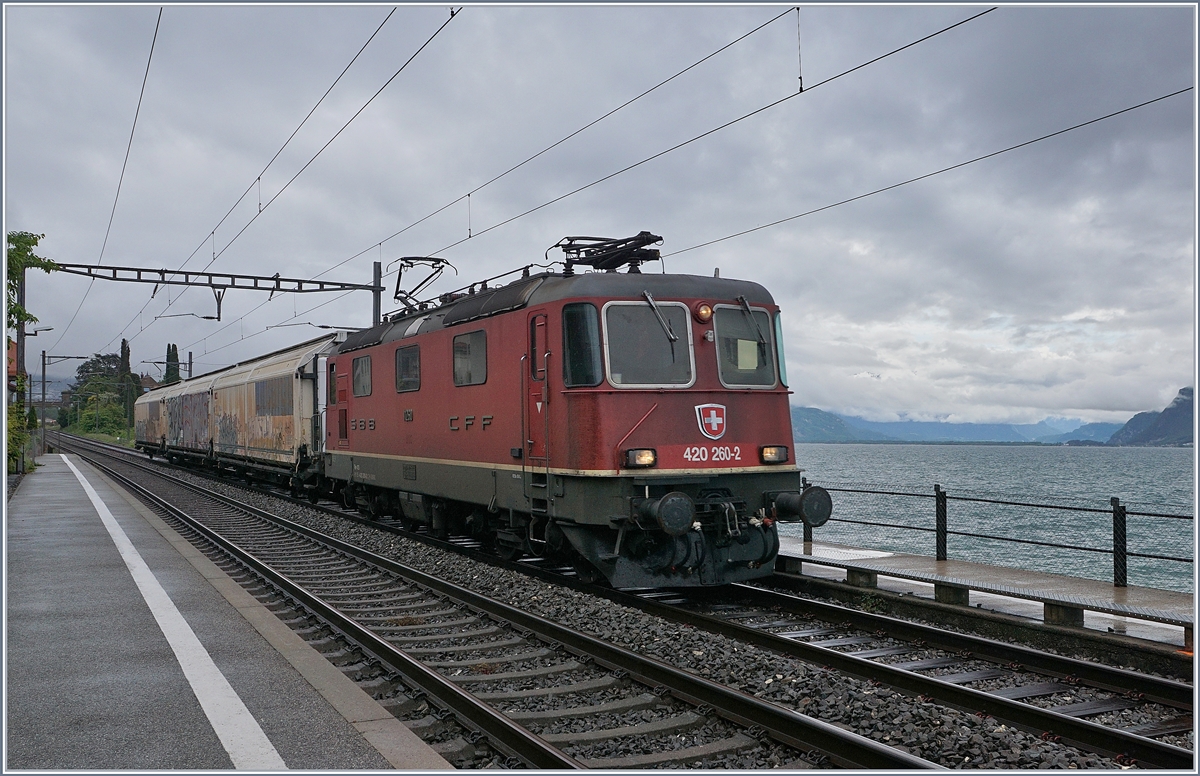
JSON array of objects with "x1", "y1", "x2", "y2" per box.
[
  {"x1": 600, "y1": 586, "x2": 1194, "y2": 769},
  {"x1": 728, "y1": 584, "x2": 1194, "y2": 708},
  {"x1": 58, "y1": 436, "x2": 1192, "y2": 767},
  {"x1": 64, "y1": 439, "x2": 939, "y2": 771},
  {"x1": 71, "y1": 448, "x2": 582, "y2": 769}
]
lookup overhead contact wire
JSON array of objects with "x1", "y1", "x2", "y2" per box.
[
  {"x1": 52, "y1": 6, "x2": 163, "y2": 353},
  {"x1": 193, "y1": 85, "x2": 1191, "y2": 360},
  {"x1": 664, "y1": 87, "x2": 1194, "y2": 256},
  {"x1": 185, "y1": 7, "x2": 997, "y2": 357},
  {"x1": 426, "y1": 6, "x2": 997, "y2": 256},
  {"x1": 182, "y1": 7, "x2": 795, "y2": 348},
  {"x1": 203, "y1": 7, "x2": 462, "y2": 269},
  {"x1": 108, "y1": 7, "x2": 399, "y2": 349},
  {"x1": 163, "y1": 7, "x2": 464, "y2": 354},
  {"x1": 310, "y1": 6, "x2": 797, "y2": 282}
]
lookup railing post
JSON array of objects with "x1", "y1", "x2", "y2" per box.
[
  {"x1": 1111, "y1": 497, "x2": 1127, "y2": 588},
  {"x1": 801, "y1": 477, "x2": 813, "y2": 546},
  {"x1": 935, "y1": 484, "x2": 947, "y2": 561}
]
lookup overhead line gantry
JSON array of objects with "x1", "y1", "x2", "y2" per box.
[{"x1": 53, "y1": 261, "x2": 384, "y2": 327}]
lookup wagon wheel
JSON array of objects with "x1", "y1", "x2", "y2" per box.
[
  {"x1": 495, "y1": 541, "x2": 523, "y2": 562},
  {"x1": 573, "y1": 559, "x2": 604, "y2": 585}
]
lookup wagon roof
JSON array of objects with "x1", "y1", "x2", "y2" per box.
[{"x1": 136, "y1": 333, "x2": 341, "y2": 404}]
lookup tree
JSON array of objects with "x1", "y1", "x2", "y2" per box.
[
  {"x1": 68, "y1": 353, "x2": 122, "y2": 432},
  {"x1": 164, "y1": 343, "x2": 180, "y2": 384},
  {"x1": 119, "y1": 339, "x2": 139, "y2": 425},
  {"x1": 26, "y1": 404, "x2": 38, "y2": 430},
  {"x1": 57, "y1": 407, "x2": 69, "y2": 429},
  {"x1": 7, "y1": 231, "x2": 57, "y2": 331}
]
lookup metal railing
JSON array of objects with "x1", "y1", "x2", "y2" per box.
[{"x1": 797, "y1": 479, "x2": 1193, "y2": 590}]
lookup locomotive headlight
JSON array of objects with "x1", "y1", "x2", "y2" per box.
[
  {"x1": 624, "y1": 448, "x2": 657, "y2": 468},
  {"x1": 693, "y1": 302, "x2": 713, "y2": 323},
  {"x1": 760, "y1": 446, "x2": 789, "y2": 464}
]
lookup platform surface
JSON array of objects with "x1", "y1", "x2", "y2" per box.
[
  {"x1": 5, "y1": 453, "x2": 450, "y2": 770},
  {"x1": 778, "y1": 537, "x2": 1195, "y2": 646}
]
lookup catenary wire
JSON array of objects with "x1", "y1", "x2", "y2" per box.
[
  {"x1": 102, "y1": 7, "x2": 399, "y2": 352},
  {"x1": 127, "y1": 6, "x2": 460, "y2": 345},
  {"x1": 178, "y1": 6, "x2": 998, "y2": 355},
  {"x1": 106, "y1": 8, "x2": 417, "y2": 350},
  {"x1": 663, "y1": 86, "x2": 1193, "y2": 257},
  {"x1": 187, "y1": 85, "x2": 1189, "y2": 361},
  {"x1": 423, "y1": 6, "x2": 997, "y2": 257},
  {"x1": 50, "y1": 7, "x2": 163, "y2": 353},
  {"x1": 308, "y1": 6, "x2": 799, "y2": 283},
  {"x1": 199, "y1": 7, "x2": 461, "y2": 271},
  {"x1": 321, "y1": 9, "x2": 794, "y2": 276},
  {"x1": 173, "y1": 7, "x2": 799, "y2": 350}
]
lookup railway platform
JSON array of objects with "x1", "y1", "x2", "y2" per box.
[
  {"x1": 777, "y1": 537, "x2": 1194, "y2": 649},
  {"x1": 5, "y1": 453, "x2": 452, "y2": 770}
]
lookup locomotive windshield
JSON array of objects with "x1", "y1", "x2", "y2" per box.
[
  {"x1": 713, "y1": 306, "x2": 776, "y2": 387},
  {"x1": 603, "y1": 301, "x2": 694, "y2": 387}
]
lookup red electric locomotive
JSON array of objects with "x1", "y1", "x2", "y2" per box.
[{"x1": 324, "y1": 233, "x2": 830, "y2": 587}]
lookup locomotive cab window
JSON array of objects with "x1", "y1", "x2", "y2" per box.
[
  {"x1": 562, "y1": 303, "x2": 602, "y2": 387},
  {"x1": 774, "y1": 312, "x2": 789, "y2": 388},
  {"x1": 328, "y1": 362, "x2": 337, "y2": 404},
  {"x1": 352, "y1": 355, "x2": 372, "y2": 397},
  {"x1": 602, "y1": 300, "x2": 694, "y2": 388},
  {"x1": 713, "y1": 305, "x2": 776, "y2": 388},
  {"x1": 395, "y1": 345, "x2": 420, "y2": 392},
  {"x1": 453, "y1": 330, "x2": 487, "y2": 386}
]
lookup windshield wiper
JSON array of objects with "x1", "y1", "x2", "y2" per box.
[
  {"x1": 642, "y1": 291, "x2": 678, "y2": 343},
  {"x1": 737, "y1": 295, "x2": 767, "y2": 345},
  {"x1": 642, "y1": 290, "x2": 678, "y2": 362}
]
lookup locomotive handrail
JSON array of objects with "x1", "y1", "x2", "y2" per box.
[{"x1": 612, "y1": 403, "x2": 658, "y2": 470}]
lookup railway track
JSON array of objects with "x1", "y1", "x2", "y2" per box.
[
  {"x1": 55, "y1": 434, "x2": 1194, "y2": 768},
  {"x1": 57, "y1": 435, "x2": 933, "y2": 769}
]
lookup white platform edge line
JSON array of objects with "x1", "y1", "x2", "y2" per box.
[{"x1": 61, "y1": 454, "x2": 287, "y2": 771}]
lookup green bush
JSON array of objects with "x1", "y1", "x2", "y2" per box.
[
  {"x1": 7, "y1": 401, "x2": 30, "y2": 473},
  {"x1": 73, "y1": 400, "x2": 128, "y2": 436}
]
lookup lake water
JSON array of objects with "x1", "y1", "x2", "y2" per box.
[{"x1": 778, "y1": 444, "x2": 1196, "y2": 593}]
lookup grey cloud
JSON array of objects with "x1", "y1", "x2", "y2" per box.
[{"x1": 6, "y1": 5, "x2": 1192, "y2": 420}]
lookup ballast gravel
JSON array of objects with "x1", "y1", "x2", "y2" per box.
[{"x1": 154, "y1": 467, "x2": 1161, "y2": 768}]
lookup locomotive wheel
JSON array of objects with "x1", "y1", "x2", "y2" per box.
[{"x1": 307, "y1": 489, "x2": 320, "y2": 505}]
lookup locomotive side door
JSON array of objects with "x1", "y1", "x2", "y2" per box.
[
  {"x1": 330, "y1": 359, "x2": 349, "y2": 448},
  {"x1": 525, "y1": 311, "x2": 552, "y2": 511},
  {"x1": 526, "y1": 312, "x2": 551, "y2": 461}
]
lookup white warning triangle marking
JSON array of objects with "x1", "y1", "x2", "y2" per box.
[{"x1": 536, "y1": 401, "x2": 543, "y2": 413}]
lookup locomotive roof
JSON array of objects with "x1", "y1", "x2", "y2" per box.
[{"x1": 338, "y1": 271, "x2": 775, "y2": 354}]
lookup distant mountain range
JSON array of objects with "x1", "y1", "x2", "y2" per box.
[
  {"x1": 792, "y1": 387, "x2": 1192, "y2": 447},
  {"x1": 1108, "y1": 387, "x2": 1193, "y2": 447}
]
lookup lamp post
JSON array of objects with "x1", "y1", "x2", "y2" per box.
[
  {"x1": 17, "y1": 326, "x2": 52, "y2": 462},
  {"x1": 43, "y1": 352, "x2": 86, "y2": 454}
]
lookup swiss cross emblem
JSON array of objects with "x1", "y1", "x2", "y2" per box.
[{"x1": 695, "y1": 403, "x2": 727, "y2": 440}]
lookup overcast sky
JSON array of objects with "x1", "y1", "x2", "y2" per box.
[{"x1": 5, "y1": 3, "x2": 1195, "y2": 423}]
